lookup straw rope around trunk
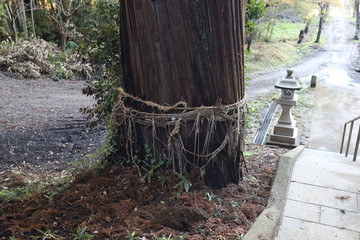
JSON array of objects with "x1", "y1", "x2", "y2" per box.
[{"x1": 111, "y1": 87, "x2": 247, "y2": 177}]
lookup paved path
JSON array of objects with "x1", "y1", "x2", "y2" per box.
[
  {"x1": 307, "y1": 9, "x2": 360, "y2": 153},
  {"x1": 275, "y1": 149, "x2": 360, "y2": 240},
  {"x1": 273, "y1": 8, "x2": 360, "y2": 240}
]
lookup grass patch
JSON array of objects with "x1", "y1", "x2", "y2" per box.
[
  {"x1": 0, "y1": 176, "x2": 71, "y2": 205},
  {"x1": 348, "y1": 16, "x2": 356, "y2": 24},
  {"x1": 246, "y1": 18, "x2": 322, "y2": 73},
  {"x1": 246, "y1": 41, "x2": 298, "y2": 72},
  {"x1": 271, "y1": 21, "x2": 304, "y2": 42}
]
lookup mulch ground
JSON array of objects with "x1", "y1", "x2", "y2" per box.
[
  {"x1": 0, "y1": 72, "x2": 301, "y2": 239},
  {"x1": 0, "y1": 144, "x2": 288, "y2": 240}
]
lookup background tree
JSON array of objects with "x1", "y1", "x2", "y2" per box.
[
  {"x1": 314, "y1": 0, "x2": 341, "y2": 43},
  {"x1": 315, "y1": 1, "x2": 329, "y2": 43},
  {"x1": 355, "y1": 0, "x2": 360, "y2": 39},
  {"x1": 116, "y1": 0, "x2": 247, "y2": 189},
  {"x1": 260, "y1": 0, "x2": 292, "y2": 41},
  {"x1": 0, "y1": 4, "x2": 10, "y2": 41},
  {"x1": 19, "y1": 0, "x2": 28, "y2": 38},
  {"x1": 2, "y1": 0, "x2": 37, "y2": 41},
  {"x1": 30, "y1": 0, "x2": 36, "y2": 37},
  {"x1": 3, "y1": 1, "x2": 20, "y2": 42},
  {"x1": 47, "y1": 0, "x2": 91, "y2": 48},
  {"x1": 246, "y1": 0, "x2": 266, "y2": 51},
  {"x1": 31, "y1": 4, "x2": 61, "y2": 43}
]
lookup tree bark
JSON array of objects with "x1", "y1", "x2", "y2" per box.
[
  {"x1": 247, "y1": 33, "x2": 253, "y2": 52},
  {"x1": 4, "y1": 3, "x2": 18, "y2": 42},
  {"x1": 315, "y1": 3, "x2": 327, "y2": 43},
  {"x1": 304, "y1": 19, "x2": 311, "y2": 34},
  {"x1": 20, "y1": 0, "x2": 28, "y2": 38},
  {"x1": 297, "y1": 30, "x2": 305, "y2": 44},
  {"x1": 30, "y1": 0, "x2": 36, "y2": 37},
  {"x1": 315, "y1": 16, "x2": 323, "y2": 43},
  {"x1": 355, "y1": 0, "x2": 360, "y2": 40},
  {"x1": 118, "y1": 0, "x2": 246, "y2": 189}
]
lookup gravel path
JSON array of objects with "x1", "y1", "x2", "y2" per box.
[{"x1": 0, "y1": 73, "x2": 106, "y2": 180}]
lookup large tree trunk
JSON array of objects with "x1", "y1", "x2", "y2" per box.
[
  {"x1": 116, "y1": 0, "x2": 246, "y2": 189},
  {"x1": 355, "y1": 0, "x2": 360, "y2": 40}
]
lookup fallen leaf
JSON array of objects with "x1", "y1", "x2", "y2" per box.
[
  {"x1": 265, "y1": 212, "x2": 274, "y2": 220},
  {"x1": 258, "y1": 233, "x2": 270, "y2": 240},
  {"x1": 77, "y1": 150, "x2": 87, "y2": 155},
  {"x1": 336, "y1": 196, "x2": 351, "y2": 200}
]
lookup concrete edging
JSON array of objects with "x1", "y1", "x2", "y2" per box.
[{"x1": 242, "y1": 145, "x2": 305, "y2": 240}]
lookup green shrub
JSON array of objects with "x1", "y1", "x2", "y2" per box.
[
  {"x1": 33, "y1": 9, "x2": 61, "y2": 44},
  {"x1": 77, "y1": 0, "x2": 121, "y2": 125}
]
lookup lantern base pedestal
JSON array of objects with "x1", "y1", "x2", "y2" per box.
[
  {"x1": 273, "y1": 122, "x2": 297, "y2": 136},
  {"x1": 267, "y1": 126, "x2": 299, "y2": 148}
]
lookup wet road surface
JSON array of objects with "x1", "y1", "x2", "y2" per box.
[{"x1": 308, "y1": 9, "x2": 360, "y2": 154}]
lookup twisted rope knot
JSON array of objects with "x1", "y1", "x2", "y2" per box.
[{"x1": 112, "y1": 87, "x2": 246, "y2": 174}]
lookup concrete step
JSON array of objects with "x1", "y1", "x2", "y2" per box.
[
  {"x1": 274, "y1": 148, "x2": 360, "y2": 240},
  {"x1": 275, "y1": 217, "x2": 360, "y2": 240},
  {"x1": 292, "y1": 148, "x2": 360, "y2": 193}
]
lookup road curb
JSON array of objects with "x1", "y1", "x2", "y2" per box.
[{"x1": 242, "y1": 145, "x2": 305, "y2": 240}]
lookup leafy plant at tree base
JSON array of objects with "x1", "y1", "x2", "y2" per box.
[
  {"x1": 73, "y1": 226, "x2": 95, "y2": 240},
  {"x1": 174, "y1": 173, "x2": 192, "y2": 193},
  {"x1": 132, "y1": 144, "x2": 165, "y2": 183},
  {"x1": 158, "y1": 174, "x2": 172, "y2": 186},
  {"x1": 203, "y1": 191, "x2": 215, "y2": 201},
  {"x1": 124, "y1": 232, "x2": 188, "y2": 240},
  {"x1": 236, "y1": 235, "x2": 245, "y2": 240},
  {"x1": 153, "y1": 233, "x2": 188, "y2": 240},
  {"x1": 0, "y1": 182, "x2": 50, "y2": 203},
  {"x1": 125, "y1": 231, "x2": 141, "y2": 240},
  {"x1": 230, "y1": 201, "x2": 240, "y2": 208},
  {"x1": 245, "y1": 103, "x2": 261, "y2": 130},
  {"x1": 0, "y1": 187, "x2": 16, "y2": 201},
  {"x1": 31, "y1": 229, "x2": 64, "y2": 240}
]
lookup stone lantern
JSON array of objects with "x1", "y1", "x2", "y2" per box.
[{"x1": 268, "y1": 69, "x2": 302, "y2": 146}]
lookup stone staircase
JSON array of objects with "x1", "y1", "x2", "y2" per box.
[{"x1": 274, "y1": 148, "x2": 360, "y2": 240}]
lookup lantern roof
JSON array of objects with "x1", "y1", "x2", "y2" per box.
[{"x1": 274, "y1": 69, "x2": 302, "y2": 90}]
